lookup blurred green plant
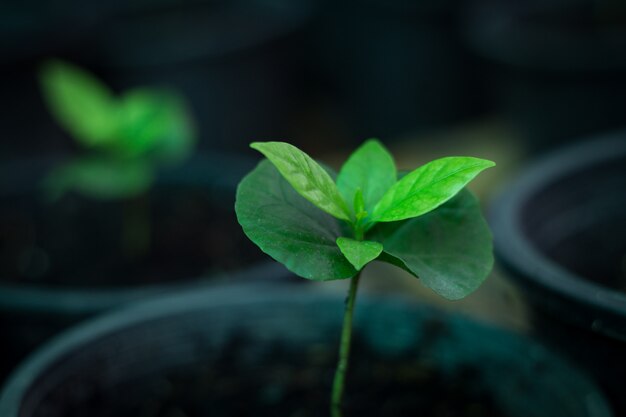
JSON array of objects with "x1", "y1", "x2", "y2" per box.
[
  {"x1": 235, "y1": 139, "x2": 495, "y2": 417},
  {"x1": 39, "y1": 60, "x2": 196, "y2": 257},
  {"x1": 39, "y1": 59, "x2": 195, "y2": 200}
]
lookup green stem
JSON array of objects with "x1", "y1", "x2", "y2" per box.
[{"x1": 331, "y1": 272, "x2": 361, "y2": 417}]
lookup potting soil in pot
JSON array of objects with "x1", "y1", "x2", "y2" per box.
[
  {"x1": 0, "y1": 154, "x2": 290, "y2": 385},
  {"x1": 0, "y1": 286, "x2": 609, "y2": 417},
  {"x1": 26, "y1": 328, "x2": 508, "y2": 417}
]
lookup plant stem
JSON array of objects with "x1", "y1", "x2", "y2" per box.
[{"x1": 331, "y1": 272, "x2": 361, "y2": 417}]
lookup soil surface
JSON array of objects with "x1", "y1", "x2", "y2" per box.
[{"x1": 36, "y1": 333, "x2": 510, "y2": 417}]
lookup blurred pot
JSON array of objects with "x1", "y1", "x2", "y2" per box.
[
  {"x1": 490, "y1": 134, "x2": 626, "y2": 413},
  {"x1": 0, "y1": 283, "x2": 612, "y2": 416},
  {"x1": 81, "y1": 0, "x2": 314, "y2": 153},
  {"x1": 310, "y1": 0, "x2": 489, "y2": 142},
  {"x1": 467, "y1": 0, "x2": 626, "y2": 154},
  {"x1": 0, "y1": 0, "x2": 314, "y2": 158},
  {"x1": 0, "y1": 152, "x2": 291, "y2": 383}
]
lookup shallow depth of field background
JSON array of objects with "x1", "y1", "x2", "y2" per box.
[
  {"x1": 2, "y1": 0, "x2": 626, "y2": 387},
  {"x1": 3, "y1": 0, "x2": 626, "y2": 159}
]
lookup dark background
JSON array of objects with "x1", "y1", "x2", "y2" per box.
[{"x1": 3, "y1": 0, "x2": 626, "y2": 161}]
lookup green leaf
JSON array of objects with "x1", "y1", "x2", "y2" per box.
[
  {"x1": 150, "y1": 92, "x2": 196, "y2": 164},
  {"x1": 116, "y1": 89, "x2": 195, "y2": 162},
  {"x1": 250, "y1": 142, "x2": 351, "y2": 221},
  {"x1": 39, "y1": 60, "x2": 118, "y2": 148},
  {"x1": 43, "y1": 157, "x2": 152, "y2": 201},
  {"x1": 336, "y1": 237, "x2": 383, "y2": 271},
  {"x1": 336, "y1": 139, "x2": 396, "y2": 215},
  {"x1": 372, "y1": 156, "x2": 495, "y2": 222},
  {"x1": 371, "y1": 189, "x2": 493, "y2": 300},
  {"x1": 353, "y1": 188, "x2": 365, "y2": 215},
  {"x1": 235, "y1": 160, "x2": 357, "y2": 281}
]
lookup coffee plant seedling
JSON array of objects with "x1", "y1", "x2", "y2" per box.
[
  {"x1": 39, "y1": 59, "x2": 195, "y2": 255},
  {"x1": 39, "y1": 59, "x2": 195, "y2": 200},
  {"x1": 235, "y1": 140, "x2": 495, "y2": 417}
]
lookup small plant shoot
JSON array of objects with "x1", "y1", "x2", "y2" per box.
[
  {"x1": 235, "y1": 140, "x2": 495, "y2": 417},
  {"x1": 39, "y1": 60, "x2": 196, "y2": 258},
  {"x1": 39, "y1": 59, "x2": 195, "y2": 200}
]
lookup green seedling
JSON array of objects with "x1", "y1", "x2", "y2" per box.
[
  {"x1": 235, "y1": 140, "x2": 495, "y2": 417},
  {"x1": 40, "y1": 59, "x2": 195, "y2": 200},
  {"x1": 39, "y1": 59, "x2": 196, "y2": 255}
]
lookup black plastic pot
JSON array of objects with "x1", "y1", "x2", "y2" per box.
[
  {"x1": 0, "y1": 152, "x2": 292, "y2": 383},
  {"x1": 79, "y1": 0, "x2": 314, "y2": 153},
  {"x1": 310, "y1": 0, "x2": 489, "y2": 142},
  {"x1": 490, "y1": 135, "x2": 626, "y2": 414},
  {"x1": 1, "y1": 0, "x2": 314, "y2": 158},
  {"x1": 466, "y1": 0, "x2": 626, "y2": 153},
  {"x1": 0, "y1": 283, "x2": 613, "y2": 417}
]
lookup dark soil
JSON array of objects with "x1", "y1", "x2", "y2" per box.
[
  {"x1": 0, "y1": 185, "x2": 264, "y2": 287},
  {"x1": 38, "y1": 334, "x2": 510, "y2": 417}
]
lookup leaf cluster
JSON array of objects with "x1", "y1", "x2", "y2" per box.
[
  {"x1": 39, "y1": 60, "x2": 196, "y2": 200},
  {"x1": 235, "y1": 140, "x2": 495, "y2": 300}
]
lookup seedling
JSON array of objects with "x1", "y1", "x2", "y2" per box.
[
  {"x1": 39, "y1": 59, "x2": 195, "y2": 200},
  {"x1": 38, "y1": 60, "x2": 195, "y2": 257},
  {"x1": 235, "y1": 140, "x2": 495, "y2": 417}
]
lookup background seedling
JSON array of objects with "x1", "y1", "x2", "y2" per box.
[{"x1": 39, "y1": 59, "x2": 196, "y2": 256}]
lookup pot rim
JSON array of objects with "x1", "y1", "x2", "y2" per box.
[
  {"x1": 490, "y1": 133, "x2": 626, "y2": 321},
  {"x1": 0, "y1": 152, "x2": 284, "y2": 316},
  {"x1": 0, "y1": 261, "x2": 286, "y2": 316},
  {"x1": 0, "y1": 282, "x2": 283, "y2": 417},
  {"x1": 0, "y1": 283, "x2": 614, "y2": 417}
]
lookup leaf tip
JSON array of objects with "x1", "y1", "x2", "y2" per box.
[
  {"x1": 39, "y1": 58, "x2": 63, "y2": 76},
  {"x1": 39, "y1": 59, "x2": 84, "y2": 87},
  {"x1": 249, "y1": 142, "x2": 264, "y2": 151},
  {"x1": 364, "y1": 137, "x2": 381, "y2": 145},
  {"x1": 250, "y1": 141, "x2": 290, "y2": 155},
  {"x1": 362, "y1": 137, "x2": 390, "y2": 152}
]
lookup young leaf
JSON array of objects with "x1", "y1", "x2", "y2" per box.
[
  {"x1": 147, "y1": 92, "x2": 196, "y2": 164},
  {"x1": 39, "y1": 60, "x2": 118, "y2": 148},
  {"x1": 336, "y1": 139, "x2": 396, "y2": 214},
  {"x1": 371, "y1": 156, "x2": 494, "y2": 222},
  {"x1": 115, "y1": 89, "x2": 173, "y2": 157},
  {"x1": 336, "y1": 237, "x2": 383, "y2": 271},
  {"x1": 371, "y1": 189, "x2": 493, "y2": 300},
  {"x1": 250, "y1": 142, "x2": 352, "y2": 221},
  {"x1": 117, "y1": 89, "x2": 195, "y2": 162},
  {"x1": 236, "y1": 160, "x2": 357, "y2": 281}
]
